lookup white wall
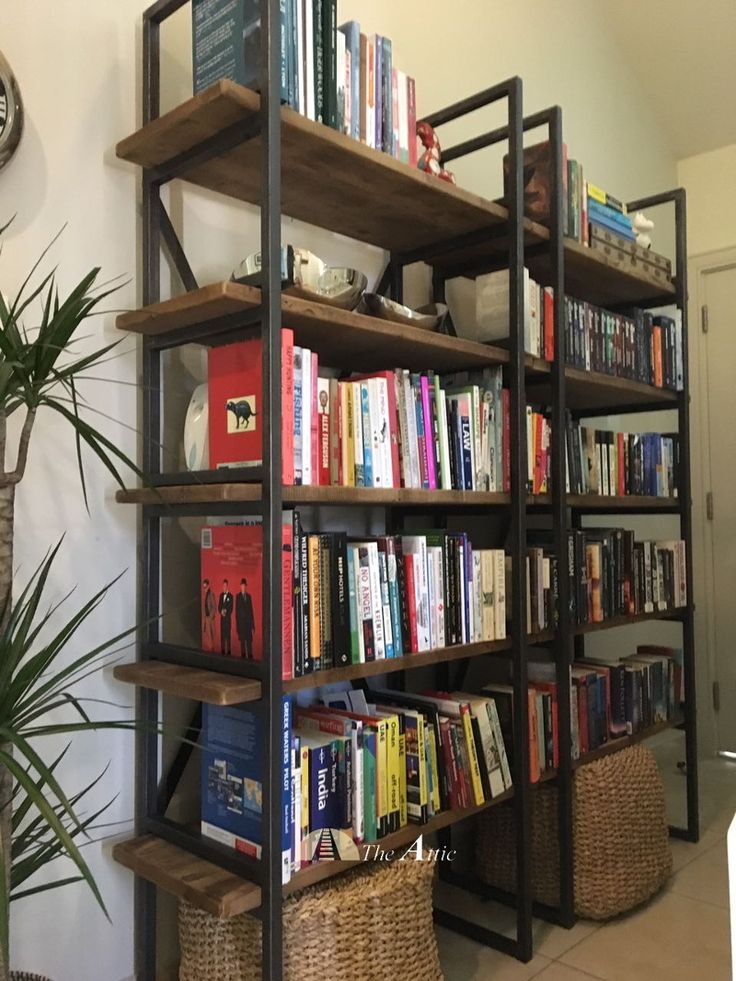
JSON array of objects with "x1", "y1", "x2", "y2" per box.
[
  {"x1": 2, "y1": 2, "x2": 680, "y2": 978},
  {"x1": 678, "y1": 144, "x2": 736, "y2": 256}
]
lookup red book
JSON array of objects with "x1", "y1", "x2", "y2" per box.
[
  {"x1": 652, "y1": 326, "x2": 663, "y2": 387},
  {"x1": 317, "y1": 376, "x2": 330, "y2": 486},
  {"x1": 403, "y1": 553, "x2": 419, "y2": 653},
  {"x1": 407, "y1": 77, "x2": 417, "y2": 167},
  {"x1": 310, "y1": 351, "x2": 319, "y2": 482},
  {"x1": 502, "y1": 388, "x2": 511, "y2": 493},
  {"x1": 543, "y1": 287, "x2": 554, "y2": 361},
  {"x1": 208, "y1": 330, "x2": 294, "y2": 484},
  {"x1": 575, "y1": 679, "x2": 589, "y2": 755},
  {"x1": 351, "y1": 370, "x2": 401, "y2": 488},
  {"x1": 200, "y1": 520, "x2": 293, "y2": 679},
  {"x1": 439, "y1": 717, "x2": 459, "y2": 810},
  {"x1": 617, "y1": 432, "x2": 625, "y2": 496},
  {"x1": 533, "y1": 413, "x2": 544, "y2": 495},
  {"x1": 530, "y1": 681, "x2": 559, "y2": 769},
  {"x1": 527, "y1": 689, "x2": 540, "y2": 783}
]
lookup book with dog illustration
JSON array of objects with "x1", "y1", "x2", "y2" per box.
[{"x1": 208, "y1": 330, "x2": 294, "y2": 482}]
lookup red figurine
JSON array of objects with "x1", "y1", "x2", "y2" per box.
[{"x1": 416, "y1": 120, "x2": 456, "y2": 184}]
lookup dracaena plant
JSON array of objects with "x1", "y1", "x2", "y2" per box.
[
  {"x1": 0, "y1": 544, "x2": 137, "y2": 978},
  {"x1": 0, "y1": 226, "x2": 143, "y2": 979}
]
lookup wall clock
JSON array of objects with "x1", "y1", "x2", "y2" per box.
[{"x1": 0, "y1": 50, "x2": 23, "y2": 170}]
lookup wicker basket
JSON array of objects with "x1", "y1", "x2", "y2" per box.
[
  {"x1": 179, "y1": 858, "x2": 443, "y2": 981},
  {"x1": 476, "y1": 744, "x2": 673, "y2": 919}
]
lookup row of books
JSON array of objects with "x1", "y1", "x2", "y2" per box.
[
  {"x1": 201, "y1": 686, "x2": 513, "y2": 880},
  {"x1": 193, "y1": 2, "x2": 418, "y2": 162},
  {"x1": 564, "y1": 297, "x2": 683, "y2": 391},
  {"x1": 208, "y1": 336, "x2": 515, "y2": 491},
  {"x1": 567, "y1": 531, "x2": 687, "y2": 626},
  {"x1": 526, "y1": 408, "x2": 552, "y2": 495},
  {"x1": 288, "y1": 524, "x2": 507, "y2": 675},
  {"x1": 565, "y1": 417, "x2": 679, "y2": 498}
]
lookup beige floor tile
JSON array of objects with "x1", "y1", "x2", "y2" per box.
[
  {"x1": 435, "y1": 881, "x2": 599, "y2": 959},
  {"x1": 670, "y1": 837, "x2": 730, "y2": 909},
  {"x1": 559, "y1": 890, "x2": 731, "y2": 981},
  {"x1": 670, "y1": 826, "x2": 724, "y2": 872},
  {"x1": 436, "y1": 926, "x2": 552, "y2": 981},
  {"x1": 532, "y1": 963, "x2": 606, "y2": 980}
]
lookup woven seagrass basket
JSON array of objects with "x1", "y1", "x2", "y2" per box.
[
  {"x1": 476, "y1": 744, "x2": 673, "y2": 919},
  {"x1": 179, "y1": 857, "x2": 443, "y2": 981}
]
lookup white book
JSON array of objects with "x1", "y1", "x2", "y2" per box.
[
  {"x1": 348, "y1": 544, "x2": 366, "y2": 662},
  {"x1": 367, "y1": 378, "x2": 385, "y2": 487},
  {"x1": 293, "y1": 346, "x2": 303, "y2": 484},
  {"x1": 300, "y1": 346, "x2": 312, "y2": 485},
  {"x1": 493, "y1": 549, "x2": 506, "y2": 640},
  {"x1": 291, "y1": 745, "x2": 301, "y2": 873},
  {"x1": 426, "y1": 548, "x2": 437, "y2": 650},
  {"x1": 304, "y1": 0, "x2": 315, "y2": 120},
  {"x1": 295, "y1": 0, "x2": 305, "y2": 114},
  {"x1": 473, "y1": 551, "x2": 482, "y2": 643},
  {"x1": 365, "y1": 542, "x2": 386, "y2": 658},
  {"x1": 487, "y1": 698, "x2": 512, "y2": 789},
  {"x1": 352, "y1": 381, "x2": 365, "y2": 487},
  {"x1": 376, "y1": 376, "x2": 393, "y2": 487},
  {"x1": 377, "y1": 549, "x2": 394, "y2": 657},
  {"x1": 402, "y1": 370, "x2": 420, "y2": 488},
  {"x1": 351, "y1": 721, "x2": 364, "y2": 842},
  {"x1": 437, "y1": 386, "x2": 451, "y2": 490},
  {"x1": 432, "y1": 546, "x2": 446, "y2": 646}
]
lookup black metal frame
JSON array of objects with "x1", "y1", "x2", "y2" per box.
[{"x1": 129, "y1": 1, "x2": 698, "y2": 975}]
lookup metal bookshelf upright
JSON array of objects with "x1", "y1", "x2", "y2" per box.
[{"x1": 110, "y1": 0, "x2": 699, "y2": 977}]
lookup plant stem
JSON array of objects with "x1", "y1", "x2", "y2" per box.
[{"x1": 0, "y1": 484, "x2": 13, "y2": 981}]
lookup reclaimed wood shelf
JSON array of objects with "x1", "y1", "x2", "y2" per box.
[
  {"x1": 113, "y1": 660, "x2": 261, "y2": 705},
  {"x1": 572, "y1": 607, "x2": 688, "y2": 636},
  {"x1": 116, "y1": 81, "x2": 672, "y2": 307},
  {"x1": 573, "y1": 715, "x2": 684, "y2": 768},
  {"x1": 116, "y1": 80, "x2": 527, "y2": 256},
  {"x1": 116, "y1": 483, "x2": 514, "y2": 508},
  {"x1": 112, "y1": 835, "x2": 261, "y2": 918},
  {"x1": 117, "y1": 281, "x2": 509, "y2": 371},
  {"x1": 566, "y1": 494, "x2": 680, "y2": 512},
  {"x1": 527, "y1": 364, "x2": 679, "y2": 413}
]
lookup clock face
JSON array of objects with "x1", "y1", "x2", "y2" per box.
[{"x1": 0, "y1": 51, "x2": 23, "y2": 171}]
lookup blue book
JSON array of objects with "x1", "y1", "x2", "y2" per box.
[
  {"x1": 381, "y1": 36, "x2": 393, "y2": 154},
  {"x1": 286, "y1": 0, "x2": 296, "y2": 108},
  {"x1": 374, "y1": 36, "x2": 383, "y2": 151},
  {"x1": 588, "y1": 214, "x2": 636, "y2": 242},
  {"x1": 192, "y1": 0, "x2": 289, "y2": 101},
  {"x1": 300, "y1": 732, "x2": 341, "y2": 832},
  {"x1": 377, "y1": 550, "x2": 395, "y2": 659},
  {"x1": 411, "y1": 374, "x2": 429, "y2": 489},
  {"x1": 588, "y1": 199, "x2": 633, "y2": 231},
  {"x1": 360, "y1": 382, "x2": 373, "y2": 487},
  {"x1": 338, "y1": 21, "x2": 361, "y2": 140},
  {"x1": 459, "y1": 413, "x2": 473, "y2": 490},
  {"x1": 201, "y1": 699, "x2": 292, "y2": 883}
]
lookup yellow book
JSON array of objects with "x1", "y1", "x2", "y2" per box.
[
  {"x1": 375, "y1": 717, "x2": 388, "y2": 836},
  {"x1": 300, "y1": 744, "x2": 310, "y2": 848},
  {"x1": 375, "y1": 712, "x2": 401, "y2": 832},
  {"x1": 415, "y1": 713, "x2": 428, "y2": 811},
  {"x1": 307, "y1": 535, "x2": 321, "y2": 670},
  {"x1": 398, "y1": 725, "x2": 408, "y2": 828},
  {"x1": 587, "y1": 181, "x2": 607, "y2": 205},
  {"x1": 427, "y1": 725, "x2": 441, "y2": 813},
  {"x1": 345, "y1": 381, "x2": 356, "y2": 487},
  {"x1": 460, "y1": 707, "x2": 485, "y2": 806}
]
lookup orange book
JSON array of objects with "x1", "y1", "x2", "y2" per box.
[
  {"x1": 528, "y1": 689, "x2": 540, "y2": 783},
  {"x1": 652, "y1": 326, "x2": 663, "y2": 388}
]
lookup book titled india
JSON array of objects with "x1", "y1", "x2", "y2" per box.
[
  {"x1": 208, "y1": 331, "x2": 294, "y2": 482},
  {"x1": 201, "y1": 698, "x2": 292, "y2": 883}
]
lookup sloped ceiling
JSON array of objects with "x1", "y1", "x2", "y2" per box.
[{"x1": 595, "y1": 0, "x2": 736, "y2": 159}]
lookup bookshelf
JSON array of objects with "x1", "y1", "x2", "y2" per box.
[{"x1": 113, "y1": 0, "x2": 698, "y2": 975}]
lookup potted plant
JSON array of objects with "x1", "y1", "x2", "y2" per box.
[{"x1": 0, "y1": 228, "x2": 141, "y2": 980}]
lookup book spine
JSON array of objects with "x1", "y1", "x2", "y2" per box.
[
  {"x1": 346, "y1": 545, "x2": 360, "y2": 663},
  {"x1": 300, "y1": 523, "x2": 311, "y2": 672},
  {"x1": 332, "y1": 533, "x2": 350, "y2": 666},
  {"x1": 358, "y1": 381, "x2": 372, "y2": 487},
  {"x1": 377, "y1": 550, "x2": 394, "y2": 658},
  {"x1": 304, "y1": 0, "x2": 315, "y2": 119},
  {"x1": 281, "y1": 697, "x2": 292, "y2": 883},
  {"x1": 407, "y1": 76, "x2": 417, "y2": 167},
  {"x1": 313, "y1": 0, "x2": 324, "y2": 124},
  {"x1": 358, "y1": 546, "x2": 375, "y2": 661},
  {"x1": 420, "y1": 375, "x2": 437, "y2": 489},
  {"x1": 373, "y1": 36, "x2": 383, "y2": 151},
  {"x1": 322, "y1": 0, "x2": 337, "y2": 128},
  {"x1": 308, "y1": 535, "x2": 321, "y2": 671}
]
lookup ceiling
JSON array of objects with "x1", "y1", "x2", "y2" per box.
[{"x1": 595, "y1": 0, "x2": 736, "y2": 160}]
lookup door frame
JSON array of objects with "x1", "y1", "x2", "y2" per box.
[{"x1": 688, "y1": 245, "x2": 736, "y2": 756}]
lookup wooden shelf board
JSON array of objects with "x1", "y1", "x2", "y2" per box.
[
  {"x1": 113, "y1": 660, "x2": 261, "y2": 705},
  {"x1": 117, "y1": 280, "x2": 508, "y2": 372},
  {"x1": 284, "y1": 638, "x2": 514, "y2": 693},
  {"x1": 573, "y1": 608, "x2": 686, "y2": 636},
  {"x1": 527, "y1": 366, "x2": 679, "y2": 413},
  {"x1": 283, "y1": 787, "x2": 514, "y2": 894},
  {"x1": 559, "y1": 238, "x2": 675, "y2": 308},
  {"x1": 116, "y1": 81, "x2": 513, "y2": 255},
  {"x1": 566, "y1": 494, "x2": 680, "y2": 511},
  {"x1": 574, "y1": 716, "x2": 684, "y2": 768},
  {"x1": 116, "y1": 484, "x2": 513, "y2": 508},
  {"x1": 112, "y1": 835, "x2": 261, "y2": 918}
]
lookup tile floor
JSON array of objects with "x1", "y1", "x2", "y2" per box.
[{"x1": 437, "y1": 732, "x2": 736, "y2": 980}]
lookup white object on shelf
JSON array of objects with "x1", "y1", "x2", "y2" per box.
[{"x1": 184, "y1": 383, "x2": 209, "y2": 472}]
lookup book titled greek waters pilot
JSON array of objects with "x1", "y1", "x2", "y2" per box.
[
  {"x1": 192, "y1": 0, "x2": 289, "y2": 99},
  {"x1": 201, "y1": 698, "x2": 292, "y2": 883}
]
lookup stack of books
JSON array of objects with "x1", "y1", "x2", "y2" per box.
[
  {"x1": 208, "y1": 336, "x2": 515, "y2": 491},
  {"x1": 201, "y1": 686, "x2": 512, "y2": 877},
  {"x1": 475, "y1": 267, "x2": 555, "y2": 360},
  {"x1": 586, "y1": 182, "x2": 634, "y2": 242},
  {"x1": 564, "y1": 416, "x2": 679, "y2": 498},
  {"x1": 200, "y1": 520, "x2": 507, "y2": 679},
  {"x1": 193, "y1": 2, "x2": 418, "y2": 162},
  {"x1": 564, "y1": 297, "x2": 683, "y2": 391}
]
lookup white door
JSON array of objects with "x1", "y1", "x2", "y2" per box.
[{"x1": 701, "y1": 262, "x2": 736, "y2": 751}]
